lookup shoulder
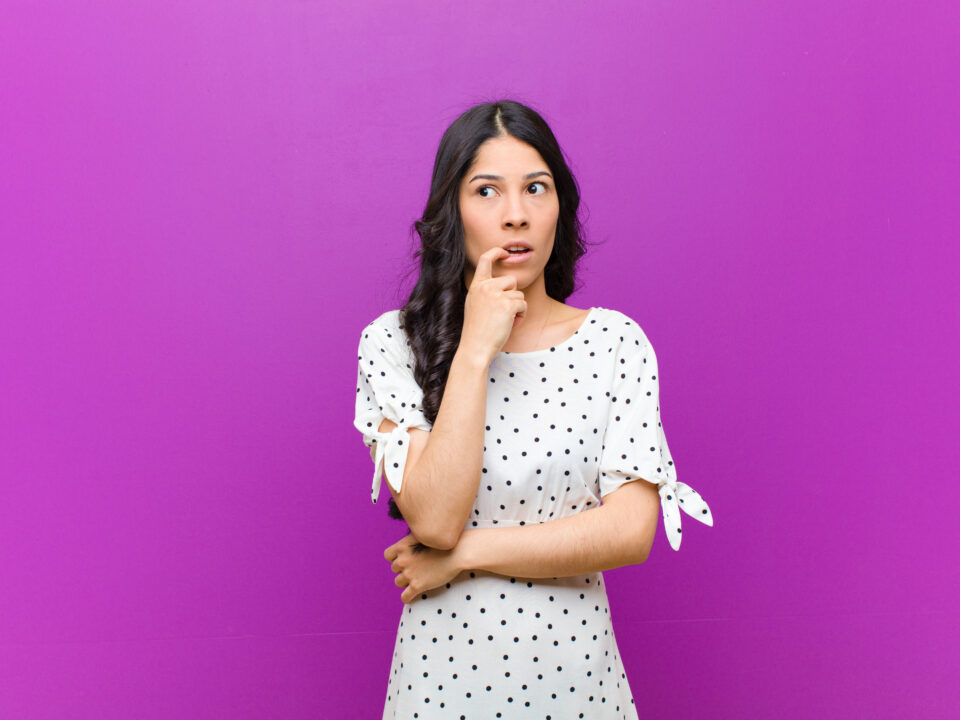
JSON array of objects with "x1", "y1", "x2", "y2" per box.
[
  {"x1": 597, "y1": 307, "x2": 653, "y2": 355},
  {"x1": 357, "y1": 309, "x2": 415, "y2": 363},
  {"x1": 360, "y1": 308, "x2": 404, "y2": 341},
  {"x1": 362, "y1": 308, "x2": 403, "y2": 334}
]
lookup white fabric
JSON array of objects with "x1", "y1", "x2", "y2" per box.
[
  {"x1": 354, "y1": 313, "x2": 433, "y2": 504},
  {"x1": 596, "y1": 335, "x2": 714, "y2": 549},
  {"x1": 353, "y1": 306, "x2": 714, "y2": 718}
]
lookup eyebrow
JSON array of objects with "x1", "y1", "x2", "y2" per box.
[{"x1": 468, "y1": 171, "x2": 553, "y2": 183}]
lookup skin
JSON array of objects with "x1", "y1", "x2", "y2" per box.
[
  {"x1": 459, "y1": 133, "x2": 585, "y2": 350},
  {"x1": 381, "y1": 133, "x2": 662, "y2": 603}
]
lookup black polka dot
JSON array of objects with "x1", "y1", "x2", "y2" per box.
[{"x1": 353, "y1": 307, "x2": 709, "y2": 717}]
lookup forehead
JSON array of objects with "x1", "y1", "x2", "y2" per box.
[{"x1": 468, "y1": 135, "x2": 548, "y2": 173}]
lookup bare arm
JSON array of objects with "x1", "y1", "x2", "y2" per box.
[
  {"x1": 382, "y1": 247, "x2": 526, "y2": 551},
  {"x1": 453, "y1": 479, "x2": 662, "y2": 576},
  {"x1": 384, "y1": 347, "x2": 490, "y2": 550}
]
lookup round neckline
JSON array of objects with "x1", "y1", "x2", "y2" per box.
[{"x1": 499, "y1": 306, "x2": 600, "y2": 357}]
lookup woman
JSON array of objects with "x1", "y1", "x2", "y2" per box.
[{"x1": 353, "y1": 99, "x2": 713, "y2": 719}]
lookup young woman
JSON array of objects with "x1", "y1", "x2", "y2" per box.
[{"x1": 353, "y1": 99, "x2": 714, "y2": 719}]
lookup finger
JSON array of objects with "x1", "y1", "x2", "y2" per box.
[
  {"x1": 486, "y1": 274, "x2": 519, "y2": 291},
  {"x1": 384, "y1": 546, "x2": 396, "y2": 561},
  {"x1": 470, "y1": 247, "x2": 508, "y2": 289},
  {"x1": 394, "y1": 574, "x2": 407, "y2": 587},
  {"x1": 391, "y1": 560, "x2": 401, "y2": 573}
]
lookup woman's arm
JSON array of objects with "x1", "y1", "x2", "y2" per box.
[
  {"x1": 455, "y1": 479, "x2": 662, "y2": 577},
  {"x1": 388, "y1": 347, "x2": 491, "y2": 550}
]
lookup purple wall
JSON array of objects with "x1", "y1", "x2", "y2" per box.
[{"x1": 2, "y1": 1, "x2": 957, "y2": 717}]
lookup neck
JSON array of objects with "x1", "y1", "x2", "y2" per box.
[{"x1": 509, "y1": 276, "x2": 558, "y2": 341}]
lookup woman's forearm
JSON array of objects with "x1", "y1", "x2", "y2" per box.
[
  {"x1": 397, "y1": 347, "x2": 490, "y2": 549},
  {"x1": 454, "y1": 502, "x2": 654, "y2": 578}
]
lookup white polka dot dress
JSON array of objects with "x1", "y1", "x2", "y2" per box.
[{"x1": 354, "y1": 306, "x2": 714, "y2": 719}]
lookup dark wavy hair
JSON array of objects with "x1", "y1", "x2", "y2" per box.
[{"x1": 387, "y1": 99, "x2": 599, "y2": 528}]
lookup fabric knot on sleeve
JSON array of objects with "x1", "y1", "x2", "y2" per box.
[
  {"x1": 597, "y1": 332, "x2": 715, "y2": 551},
  {"x1": 657, "y1": 480, "x2": 713, "y2": 551},
  {"x1": 353, "y1": 312, "x2": 433, "y2": 505},
  {"x1": 368, "y1": 422, "x2": 417, "y2": 504}
]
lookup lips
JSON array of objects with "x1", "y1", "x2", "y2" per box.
[
  {"x1": 500, "y1": 246, "x2": 533, "y2": 264},
  {"x1": 501, "y1": 241, "x2": 533, "y2": 253}
]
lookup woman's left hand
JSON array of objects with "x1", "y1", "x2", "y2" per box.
[{"x1": 384, "y1": 532, "x2": 465, "y2": 604}]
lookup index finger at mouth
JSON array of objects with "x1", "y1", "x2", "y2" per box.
[{"x1": 471, "y1": 247, "x2": 506, "y2": 287}]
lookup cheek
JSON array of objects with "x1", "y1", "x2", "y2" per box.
[
  {"x1": 459, "y1": 206, "x2": 485, "y2": 257},
  {"x1": 460, "y1": 202, "x2": 485, "y2": 233},
  {"x1": 538, "y1": 198, "x2": 560, "y2": 222}
]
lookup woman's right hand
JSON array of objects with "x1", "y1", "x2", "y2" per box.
[{"x1": 461, "y1": 246, "x2": 528, "y2": 364}]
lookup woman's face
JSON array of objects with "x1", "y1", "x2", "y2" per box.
[{"x1": 459, "y1": 134, "x2": 559, "y2": 289}]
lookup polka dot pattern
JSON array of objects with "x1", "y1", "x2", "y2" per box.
[
  {"x1": 595, "y1": 316, "x2": 714, "y2": 551},
  {"x1": 354, "y1": 316, "x2": 434, "y2": 503},
  {"x1": 354, "y1": 306, "x2": 714, "y2": 718}
]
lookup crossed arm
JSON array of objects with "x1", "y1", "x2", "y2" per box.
[
  {"x1": 455, "y1": 479, "x2": 660, "y2": 576},
  {"x1": 379, "y1": 421, "x2": 662, "y2": 602}
]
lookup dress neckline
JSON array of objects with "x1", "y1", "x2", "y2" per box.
[{"x1": 499, "y1": 306, "x2": 599, "y2": 357}]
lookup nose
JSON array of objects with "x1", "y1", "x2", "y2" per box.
[{"x1": 502, "y1": 191, "x2": 529, "y2": 229}]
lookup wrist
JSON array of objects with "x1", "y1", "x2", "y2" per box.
[
  {"x1": 454, "y1": 528, "x2": 485, "y2": 573},
  {"x1": 453, "y1": 344, "x2": 492, "y2": 372}
]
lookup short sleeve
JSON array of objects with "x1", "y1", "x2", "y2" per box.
[
  {"x1": 598, "y1": 335, "x2": 713, "y2": 550},
  {"x1": 353, "y1": 312, "x2": 433, "y2": 505}
]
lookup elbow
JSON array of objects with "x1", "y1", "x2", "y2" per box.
[
  {"x1": 411, "y1": 521, "x2": 461, "y2": 551},
  {"x1": 625, "y1": 541, "x2": 652, "y2": 566},
  {"x1": 431, "y1": 522, "x2": 465, "y2": 551},
  {"x1": 425, "y1": 534, "x2": 458, "y2": 551},
  {"x1": 388, "y1": 483, "x2": 465, "y2": 550},
  {"x1": 411, "y1": 505, "x2": 467, "y2": 551},
  {"x1": 630, "y1": 527, "x2": 656, "y2": 565},
  {"x1": 632, "y1": 501, "x2": 659, "y2": 563},
  {"x1": 393, "y1": 495, "x2": 462, "y2": 550},
  {"x1": 387, "y1": 485, "x2": 456, "y2": 550},
  {"x1": 416, "y1": 529, "x2": 459, "y2": 551}
]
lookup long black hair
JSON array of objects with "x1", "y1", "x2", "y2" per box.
[{"x1": 388, "y1": 99, "x2": 598, "y2": 527}]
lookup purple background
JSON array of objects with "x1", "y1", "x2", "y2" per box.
[{"x1": 2, "y1": 1, "x2": 957, "y2": 717}]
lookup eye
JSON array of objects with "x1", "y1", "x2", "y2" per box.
[{"x1": 477, "y1": 182, "x2": 548, "y2": 198}]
